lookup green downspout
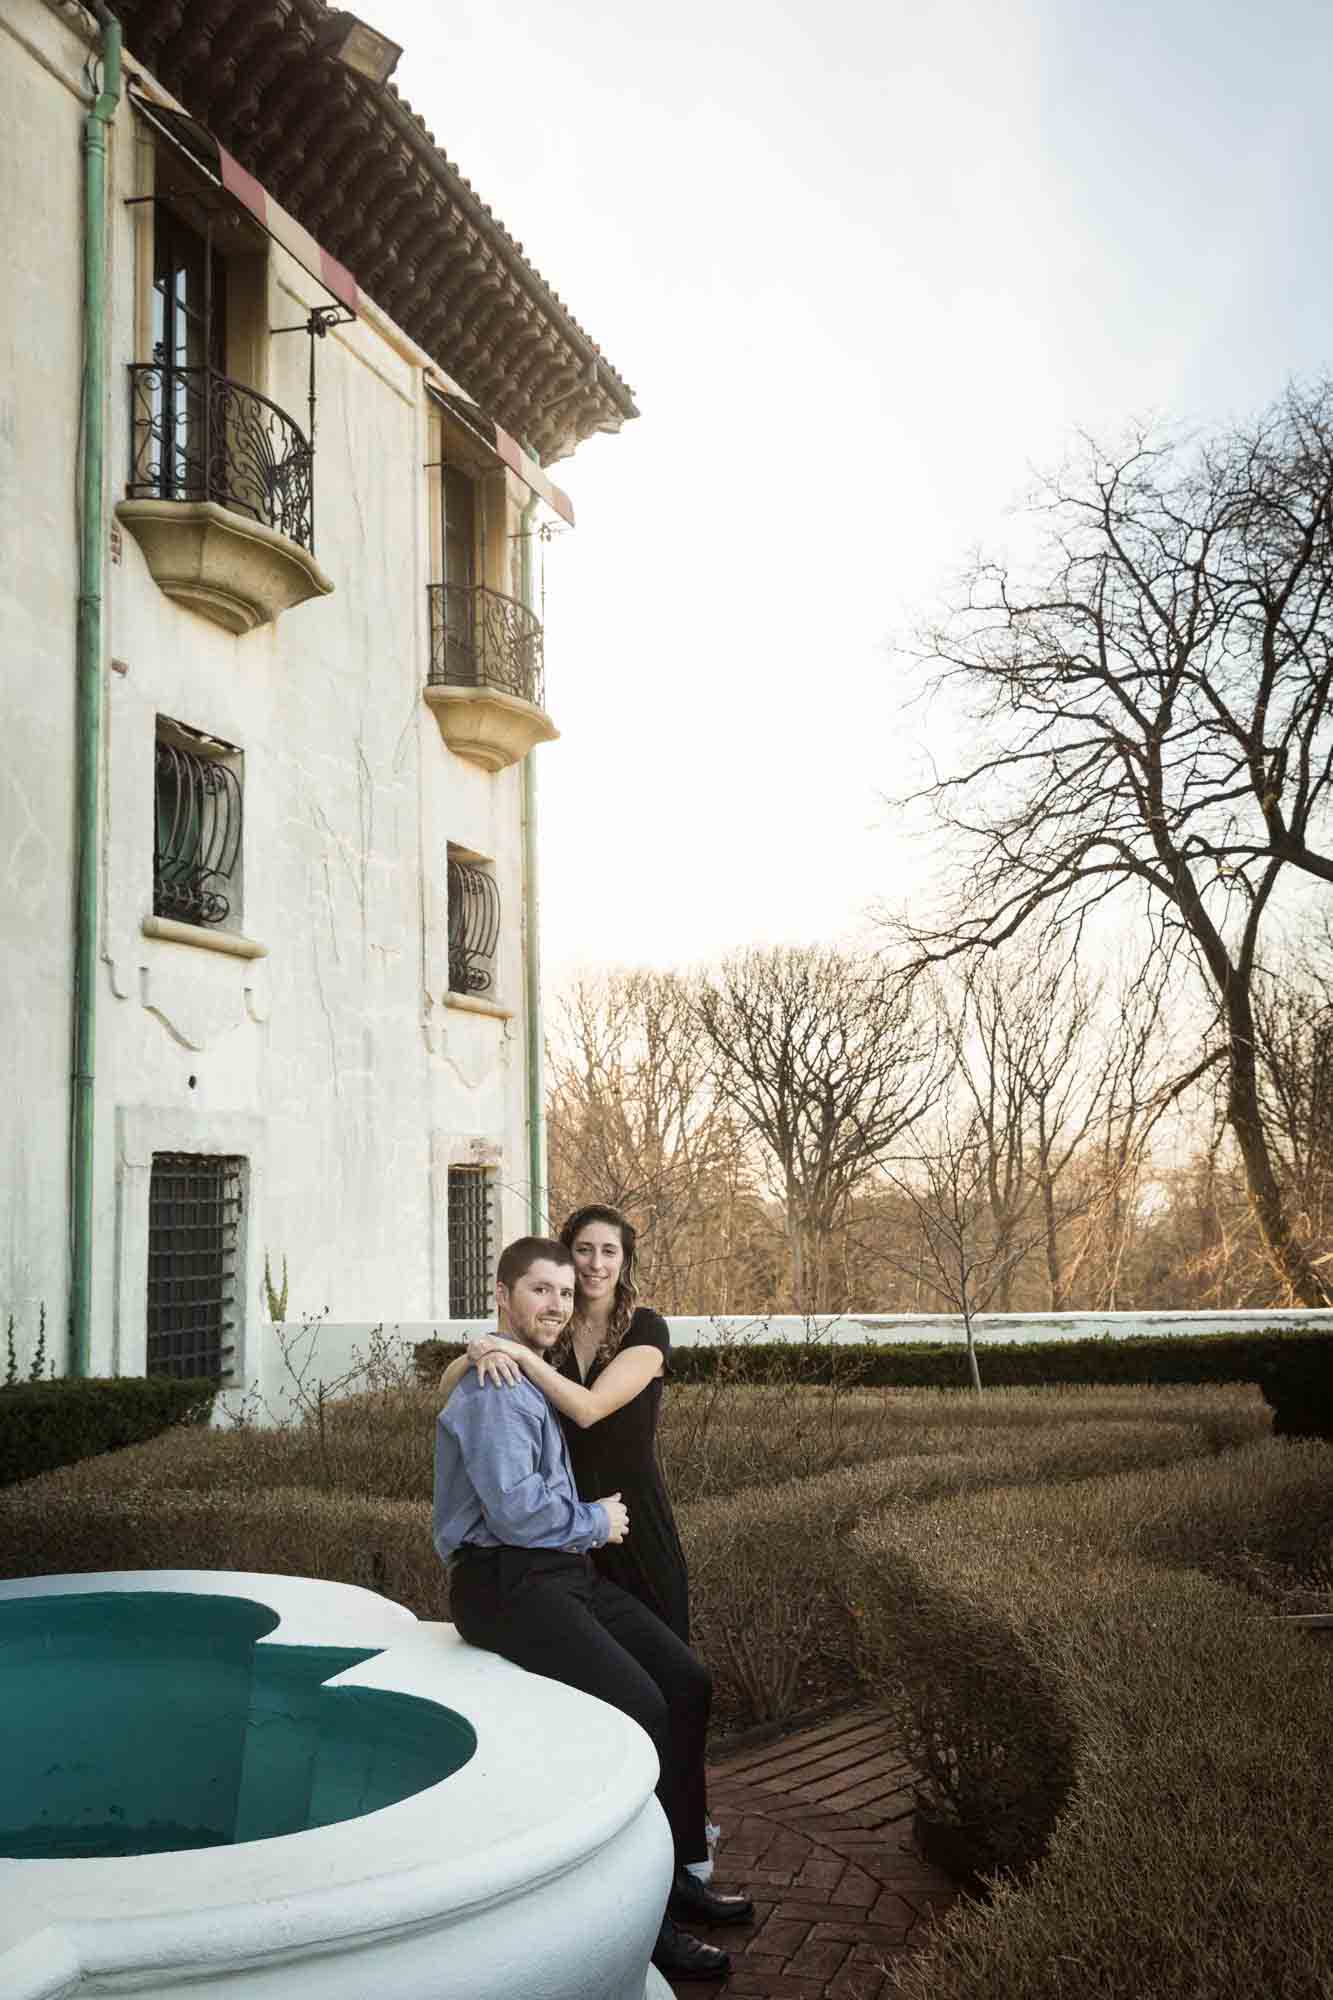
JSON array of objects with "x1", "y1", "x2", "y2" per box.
[
  {"x1": 71, "y1": 5, "x2": 121, "y2": 1376},
  {"x1": 519, "y1": 491, "x2": 546, "y2": 1232}
]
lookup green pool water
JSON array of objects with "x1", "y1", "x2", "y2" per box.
[{"x1": 0, "y1": 1593, "x2": 476, "y2": 1859}]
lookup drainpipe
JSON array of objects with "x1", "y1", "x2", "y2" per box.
[
  {"x1": 519, "y1": 491, "x2": 547, "y2": 1233},
  {"x1": 70, "y1": 3, "x2": 121, "y2": 1377}
]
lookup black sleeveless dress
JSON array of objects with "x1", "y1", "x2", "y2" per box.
[{"x1": 558, "y1": 1307, "x2": 691, "y2": 1642}]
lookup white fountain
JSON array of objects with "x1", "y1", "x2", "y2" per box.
[{"x1": 0, "y1": 1570, "x2": 673, "y2": 2000}]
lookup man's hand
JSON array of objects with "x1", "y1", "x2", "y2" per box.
[
  {"x1": 467, "y1": 1335, "x2": 522, "y2": 1388},
  {"x1": 598, "y1": 1492, "x2": 629, "y2": 1544}
]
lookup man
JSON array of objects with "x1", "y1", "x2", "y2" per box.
[{"x1": 433, "y1": 1236, "x2": 753, "y2": 1982}]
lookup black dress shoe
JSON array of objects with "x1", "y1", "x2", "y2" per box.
[
  {"x1": 652, "y1": 1916, "x2": 731, "y2": 1980},
  {"x1": 669, "y1": 1867, "x2": 755, "y2": 1927}
]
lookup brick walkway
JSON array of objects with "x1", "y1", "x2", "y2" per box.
[{"x1": 668, "y1": 1710, "x2": 957, "y2": 2000}]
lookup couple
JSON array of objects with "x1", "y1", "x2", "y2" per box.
[{"x1": 432, "y1": 1205, "x2": 752, "y2": 1982}]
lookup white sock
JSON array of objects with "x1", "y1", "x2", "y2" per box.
[{"x1": 683, "y1": 1821, "x2": 722, "y2": 1884}]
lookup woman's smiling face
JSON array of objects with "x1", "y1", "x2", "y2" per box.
[{"x1": 571, "y1": 1220, "x2": 625, "y2": 1306}]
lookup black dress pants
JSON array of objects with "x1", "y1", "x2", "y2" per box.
[{"x1": 449, "y1": 1545, "x2": 711, "y2": 1866}]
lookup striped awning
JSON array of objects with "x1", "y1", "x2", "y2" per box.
[
  {"x1": 133, "y1": 81, "x2": 572, "y2": 526},
  {"x1": 129, "y1": 85, "x2": 359, "y2": 314},
  {"x1": 426, "y1": 387, "x2": 575, "y2": 528}
]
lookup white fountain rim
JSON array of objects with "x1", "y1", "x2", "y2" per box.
[{"x1": 0, "y1": 1571, "x2": 662, "y2": 1987}]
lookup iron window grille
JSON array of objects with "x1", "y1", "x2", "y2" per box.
[
  {"x1": 427, "y1": 582, "x2": 545, "y2": 709},
  {"x1": 147, "y1": 1153, "x2": 243, "y2": 1380},
  {"x1": 447, "y1": 858, "x2": 501, "y2": 995},
  {"x1": 448, "y1": 1167, "x2": 494, "y2": 1318},
  {"x1": 154, "y1": 735, "x2": 242, "y2": 929}
]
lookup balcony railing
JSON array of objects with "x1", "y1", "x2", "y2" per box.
[
  {"x1": 128, "y1": 363, "x2": 316, "y2": 554},
  {"x1": 428, "y1": 582, "x2": 545, "y2": 710}
]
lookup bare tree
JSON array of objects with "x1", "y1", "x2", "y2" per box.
[
  {"x1": 546, "y1": 968, "x2": 766, "y2": 1311},
  {"x1": 1253, "y1": 925, "x2": 1333, "y2": 1285},
  {"x1": 689, "y1": 947, "x2": 941, "y2": 1310},
  {"x1": 940, "y1": 948, "x2": 1113, "y2": 1310},
  {"x1": 881, "y1": 1105, "x2": 1047, "y2": 1391},
  {"x1": 894, "y1": 382, "x2": 1333, "y2": 1304}
]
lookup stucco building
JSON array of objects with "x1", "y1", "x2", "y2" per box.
[{"x1": 1, "y1": 0, "x2": 636, "y2": 1384}]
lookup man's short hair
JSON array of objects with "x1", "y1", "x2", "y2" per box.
[{"x1": 495, "y1": 1236, "x2": 574, "y2": 1291}]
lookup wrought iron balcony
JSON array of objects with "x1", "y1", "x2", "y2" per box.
[
  {"x1": 128, "y1": 362, "x2": 315, "y2": 554},
  {"x1": 428, "y1": 582, "x2": 545, "y2": 711},
  {"x1": 447, "y1": 858, "x2": 501, "y2": 995}
]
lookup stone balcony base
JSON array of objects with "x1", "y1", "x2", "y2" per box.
[
  {"x1": 424, "y1": 682, "x2": 558, "y2": 771},
  {"x1": 117, "y1": 499, "x2": 334, "y2": 635}
]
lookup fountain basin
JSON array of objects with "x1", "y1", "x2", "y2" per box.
[{"x1": 0, "y1": 1571, "x2": 673, "y2": 2000}]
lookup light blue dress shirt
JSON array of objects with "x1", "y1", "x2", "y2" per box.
[{"x1": 432, "y1": 1371, "x2": 609, "y2": 1561}]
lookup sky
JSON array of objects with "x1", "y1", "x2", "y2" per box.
[{"x1": 370, "y1": 0, "x2": 1333, "y2": 979}]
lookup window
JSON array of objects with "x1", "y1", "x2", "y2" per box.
[
  {"x1": 127, "y1": 161, "x2": 315, "y2": 552},
  {"x1": 147, "y1": 1153, "x2": 243, "y2": 1380},
  {"x1": 148, "y1": 206, "x2": 226, "y2": 500},
  {"x1": 447, "y1": 849, "x2": 500, "y2": 996},
  {"x1": 424, "y1": 400, "x2": 544, "y2": 710},
  {"x1": 431, "y1": 455, "x2": 482, "y2": 686},
  {"x1": 154, "y1": 719, "x2": 243, "y2": 930},
  {"x1": 448, "y1": 1167, "x2": 494, "y2": 1318}
]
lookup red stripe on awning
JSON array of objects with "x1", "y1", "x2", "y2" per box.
[
  {"x1": 218, "y1": 149, "x2": 269, "y2": 226},
  {"x1": 216, "y1": 146, "x2": 359, "y2": 315},
  {"x1": 319, "y1": 248, "x2": 359, "y2": 315},
  {"x1": 494, "y1": 427, "x2": 575, "y2": 527}
]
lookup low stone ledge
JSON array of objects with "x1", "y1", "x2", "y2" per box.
[
  {"x1": 141, "y1": 916, "x2": 268, "y2": 960},
  {"x1": 444, "y1": 991, "x2": 514, "y2": 1020}
]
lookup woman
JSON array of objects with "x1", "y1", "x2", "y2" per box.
[
  {"x1": 462, "y1": 1205, "x2": 689, "y2": 1636},
  {"x1": 457, "y1": 1206, "x2": 732, "y2": 1901}
]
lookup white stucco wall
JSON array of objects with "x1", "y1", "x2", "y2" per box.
[{"x1": 0, "y1": 1, "x2": 542, "y2": 1381}]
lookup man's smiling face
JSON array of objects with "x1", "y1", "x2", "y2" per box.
[{"x1": 496, "y1": 1257, "x2": 575, "y2": 1353}]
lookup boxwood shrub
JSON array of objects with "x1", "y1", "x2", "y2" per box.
[
  {"x1": 0, "y1": 1376, "x2": 216, "y2": 1488},
  {"x1": 854, "y1": 1441, "x2": 1333, "y2": 1998},
  {"x1": 1251, "y1": 1336, "x2": 1333, "y2": 1440},
  {"x1": 416, "y1": 1329, "x2": 1331, "y2": 1393}
]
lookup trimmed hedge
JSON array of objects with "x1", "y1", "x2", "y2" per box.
[
  {"x1": 667, "y1": 1330, "x2": 1332, "y2": 1389},
  {"x1": 1251, "y1": 1337, "x2": 1333, "y2": 1440},
  {"x1": 415, "y1": 1329, "x2": 1332, "y2": 1392},
  {"x1": 0, "y1": 1376, "x2": 216, "y2": 1487},
  {"x1": 678, "y1": 1408, "x2": 1265, "y2": 1728},
  {"x1": 413, "y1": 1339, "x2": 464, "y2": 1381},
  {"x1": 0, "y1": 1475, "x2": 442, "y2": 1613},
  {"x1": 48, "y1": 1379, "x2": 1266, "y2": 1513},
  {"x1": 853, "y1": 1444, "x2": 1333, "y2": 1998}
]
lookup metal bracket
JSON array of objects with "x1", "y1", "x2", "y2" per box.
[
  {"x1": 265, "y1": 305, "x2": 354, "y2": 445},
  {"x1": 269, "y1": 303, "x2": 355, "y2": 338}
]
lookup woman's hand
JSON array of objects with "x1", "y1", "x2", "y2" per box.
[{"x1": 467, "y1": 1334, "x2": 523, "y2": 1388}]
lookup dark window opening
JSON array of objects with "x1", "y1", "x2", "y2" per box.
[
  {"x1": 147, "y1": 1153, "x2": 243, "y2": 1380},
  {"x1": 448, "y1": 1167, "x2": 494, "y2": 1318},
  {"x1": 436, "y1": 465, "x2": 479, "y2": 685}
]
